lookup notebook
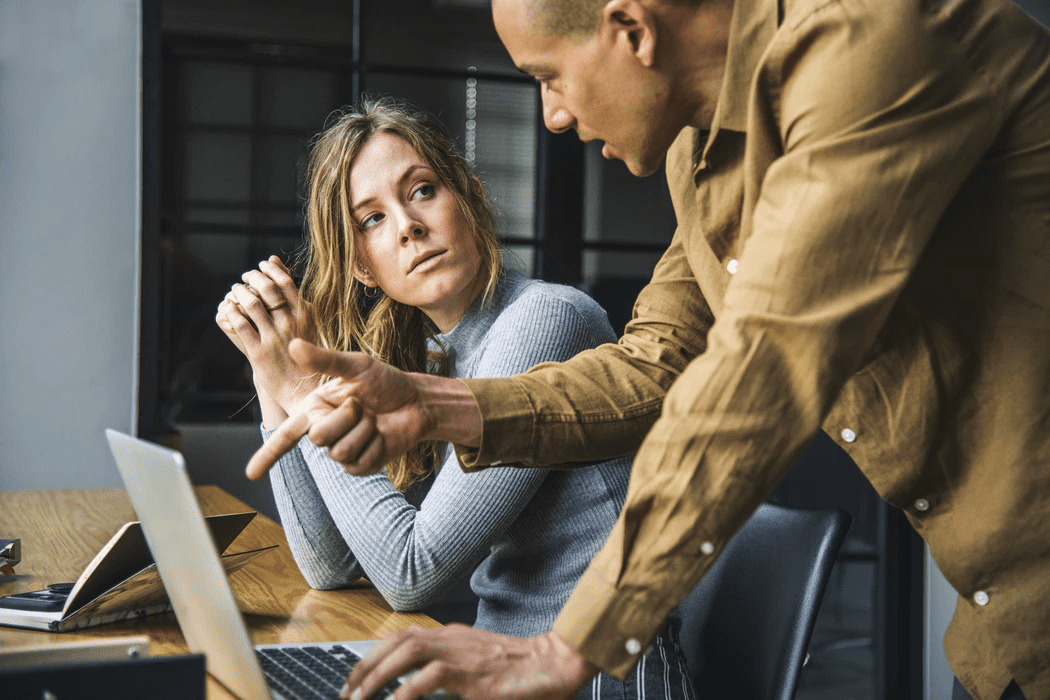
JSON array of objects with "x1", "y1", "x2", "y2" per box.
[
  {"x1": 104, "y1": 429, "x2": 412, "y2": 700},
  {"x1": 0, "y1": 511, "x2": 272, "y2": 633}
]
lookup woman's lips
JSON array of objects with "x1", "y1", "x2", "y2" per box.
[{"x1": 410, "y1": 250, "x2": 446, "y2": 273}]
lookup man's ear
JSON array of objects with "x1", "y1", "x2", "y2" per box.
[{"x1": 600, "y1": 0, "x2": 657, "y2": 68}]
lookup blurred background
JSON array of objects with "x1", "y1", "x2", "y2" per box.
[{"x1": 2, "y1": 1, "x2": 1048, "y2": 698}]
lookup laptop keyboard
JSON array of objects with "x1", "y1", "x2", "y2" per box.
[{"x1": 256, "y1": 645, "x2": 401, "y2": 700}]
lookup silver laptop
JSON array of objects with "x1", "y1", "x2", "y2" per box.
[{"x1": 105, "y1": 429, "x2": 395, "y2": 700}]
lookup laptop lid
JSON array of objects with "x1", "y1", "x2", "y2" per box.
[{"x1": 105, "y1": 429, "x2": 272, "y2": 699}]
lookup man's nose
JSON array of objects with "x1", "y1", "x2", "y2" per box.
[{"x1": 541, "y1": 86, "x2": 574, "y2": 134}]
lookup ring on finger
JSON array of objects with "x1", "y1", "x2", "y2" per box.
[{"x1": 266, "y1": 300, "x2": 289, "y2": 312}]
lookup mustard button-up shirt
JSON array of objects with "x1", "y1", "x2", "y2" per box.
[{"x1": 458, "y1": 1, "x2": 1050, "y2": 697}]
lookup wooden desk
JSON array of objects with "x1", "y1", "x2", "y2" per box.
[{"x1": 0, "y1": 486, "x2": 440, "y2": 698}]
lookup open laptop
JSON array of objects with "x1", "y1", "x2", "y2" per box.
[{"x1": 104, "y1": 429, "x2": 403, "y2": 700}]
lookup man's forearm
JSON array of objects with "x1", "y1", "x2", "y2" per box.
[{"x1": 415, "y1": 373, "x2": 484, "y2": 448}]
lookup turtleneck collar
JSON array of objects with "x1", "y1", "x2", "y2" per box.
[{"x1": 431, "y1": 269, "x2": 526, "y2": 372}]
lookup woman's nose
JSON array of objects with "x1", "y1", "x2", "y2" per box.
[{"x1": 398, "y1": 214, "x2": 427, "y2": 244}]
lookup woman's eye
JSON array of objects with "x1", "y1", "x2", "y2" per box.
[
  {"x1": 411, "y1": 183, "x2": 435, "y2": 200},
  {"x1": 361, "y1": 212, "x2": 384, "y2": 229}
]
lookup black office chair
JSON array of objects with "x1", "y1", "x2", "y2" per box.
[{"x1": 677, "y1": 502, "x2": 852, "y2": 700}]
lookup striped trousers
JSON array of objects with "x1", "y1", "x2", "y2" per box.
[{"x1": 573, "y1": 621, "x2": 698, "y2": 700}]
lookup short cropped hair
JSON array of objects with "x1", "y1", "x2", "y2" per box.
[
  {"x1": 532, "y1": 0, "x2": 702, "y2": 39},
  {"x1": 531, "y1": 0, "x2": 607, "y2": 37}
]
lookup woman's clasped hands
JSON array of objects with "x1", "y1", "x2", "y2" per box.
[{"x1": 215, "y1": 255, "x2": 321, "y2": 428}]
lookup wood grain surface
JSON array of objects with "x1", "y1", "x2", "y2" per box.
[{"x1": 0, "y1": 486, "x2": 440, "y2": 698}]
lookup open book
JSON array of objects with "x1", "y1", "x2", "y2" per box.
[{"x1": 0, "y1": 512, "x2": 275, "y2": 632}]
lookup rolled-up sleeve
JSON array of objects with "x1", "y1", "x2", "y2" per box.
[{"x1": 457, "y1": 227, "x2": 714, "y2": 470}]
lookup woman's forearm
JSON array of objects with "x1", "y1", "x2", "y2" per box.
[{"x1": 255, "y1": 378, "x2": 290, "y2": 430}]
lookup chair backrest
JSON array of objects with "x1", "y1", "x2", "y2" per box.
[{"x1": 677, "y1": 502, "x2": 852, "y2": 700}]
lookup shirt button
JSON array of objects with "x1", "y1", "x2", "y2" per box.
[
  {"x1": 974, "y1": 591, "x2": 989, "y2": 606},
  {"x1": 915, "y1": 498, "x2": 930, "y2": 512},
  {"x1": 841, "y1": 428, "x2": 857, "y2": 443},
  {"x1": 625, "y1": 638, "x2": 642, "y2": 655},
  {"x1": 700, "y1": 541, "x2": 714, "y2": 555},
  {"x1": 726, "y1": 258, "x2": 739, "y2": 274}
]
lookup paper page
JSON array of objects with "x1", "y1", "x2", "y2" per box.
[
  {"x1": 63, "y1": 512, "x2": 258, "y2": 616},
  {"x1": 57, "y1": 546, "x2": 276, "y2": 632}
]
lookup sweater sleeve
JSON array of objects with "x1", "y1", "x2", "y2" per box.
[
  {"x1": 268, "y1": 285, "x2": 620, "y2": 611},
  {"x1": 266, "y1": 436, "x2": 434, "y2": 590},
  {"x1": 267, "y1": 443, "x2": 364, "y2": 589}
]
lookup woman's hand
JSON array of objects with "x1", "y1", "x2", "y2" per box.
[{"x1": 215, "y1": 256, "x2": 321, "y2": 424}]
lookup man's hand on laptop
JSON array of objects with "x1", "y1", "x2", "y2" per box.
[
  {"x1": 340, "y1": 626, "x2": 597, "y2": 700},
  {"x1": 246, "y1": 339, "x2": 482, "y2": 480}
]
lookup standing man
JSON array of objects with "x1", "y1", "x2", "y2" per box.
[{"x1": 248, "y1": 0, "x2": 1050, "y2": 698}]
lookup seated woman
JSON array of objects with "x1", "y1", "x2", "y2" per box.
[{"x1": 216, "y1": 96, "x2": 695, "y2": 700}]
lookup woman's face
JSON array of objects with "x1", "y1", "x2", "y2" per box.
[{"x1": 349, "y1": 131, "x2": 484, "y2": 333}]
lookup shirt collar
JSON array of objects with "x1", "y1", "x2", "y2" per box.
[
  {"x1": 717, "y1": 0, "x2": 780, "y2": 133},
  {"x1": 695, "y1": 0, "x2": 779, "y2": 170}
]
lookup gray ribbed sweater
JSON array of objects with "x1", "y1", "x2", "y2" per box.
[{"x1": 264, "y1": 270, "x2": 633, "y2": 637}]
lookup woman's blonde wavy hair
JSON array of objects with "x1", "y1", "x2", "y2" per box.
[{"x1": 298, "y1": 95, "x2": 502, "y2": 492}]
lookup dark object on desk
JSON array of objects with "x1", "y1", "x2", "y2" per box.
[
  {"x1": 0, "y1": 653, "x2": 205, "y2": 700},
  {"x1": 0, "y1": 539, "x2": 20, "y2": 576},
  {"x1": 0, "y1": 583, "x2": 75, "y2": 613},
  {"x1": 677, "y1": 502, "x2": 852, "y2": 700}
]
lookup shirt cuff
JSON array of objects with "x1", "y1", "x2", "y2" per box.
[
  {"x1": 453, "y1": 377, "x2": 536, "y2": 470},
  {"x1": 552, "y1": 565, "x2": 671, "y2": 680}
]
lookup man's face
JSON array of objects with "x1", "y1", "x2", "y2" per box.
[{"x1": 492, "y1": 0, "x2": 681, "y2": 177}]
